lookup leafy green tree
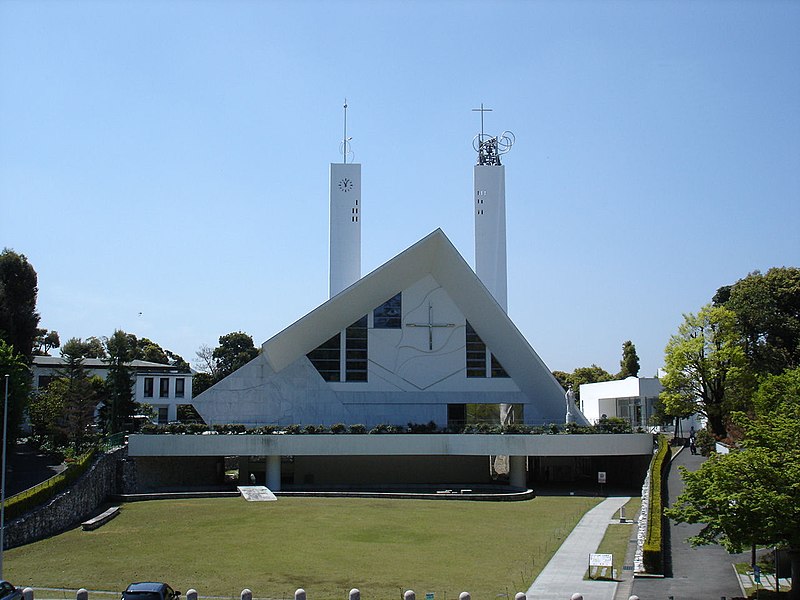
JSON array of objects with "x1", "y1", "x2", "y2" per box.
[
  {"x1": 192, "y1": 372, "x2": 215, "y2": 397},
  {"x1": 716, "y1": 267, "x2": 800, "y2": 376},
  {"x1": 660, "y1": 304, "x2": 753, "y2": 437},
  {"x1": 618, "y1": 340, "x2": 640, "y2": 378},
  {"x1": 0, "y1": 340, "x2": 31, "y2": 442},
  {"x1": 551, "y1": 365, "x2": 613, "y2": 400},
  {"x1": 212, "y1": 332, "x2": 259, "y2": 379},
  {"x1": 82, "y1": 336, "x2": 107, "y2": 359},
  {"x1": 666, "y1": 395, "x2": 800, "y2": 598},
  {"x1": 101, "y1": 330, "x2": 136, "y2": 433},
  {"x1": 28, "y1": 377, "x2": 67, "y2": 442},
  {"x1": 751, "y1": 366, "x2": 800, "y2": 418},
  {"x1": 0, "y1": 248, "x2": 40, "y2": 360},
  {"x1": 33, "y1": 328, "x2": 60, "y2": 355}
]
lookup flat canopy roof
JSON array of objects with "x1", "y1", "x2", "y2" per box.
[{"x1": 128, "y1": 433, "x2": 653, "y2": 458}]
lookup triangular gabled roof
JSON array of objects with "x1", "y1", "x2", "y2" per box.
[{"x1": 262, "y1": 228, "x2": 571, "y2": 419}]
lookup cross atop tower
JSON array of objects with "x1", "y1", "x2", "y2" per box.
[
  {"x1": 472, "y1": 103, "x2": 493, "y2": 138},
  {"x1": 340, "y1": 99, "x2": 354, "y2": 164}
]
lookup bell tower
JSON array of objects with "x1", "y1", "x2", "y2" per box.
[
  {"x1": 329, "y1": 100, "x2": 361, "y2": 298},
  {"x1": 472, "y1": 104, "x2": 515, "y2": 313}
]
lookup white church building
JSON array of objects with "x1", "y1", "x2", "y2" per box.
[
  {"x1": 191, "y1": 120, "x2": 576, "y2": 430},
  {"x1": 129, "y1": 110, "x2": 653, "y2": 492}
]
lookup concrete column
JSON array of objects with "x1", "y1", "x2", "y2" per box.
[
  {"x1": 168, "y1": 403, "x2": 178, "y2": 422},
  {"x1": 266, "y1": 455, "x2": 281, "y2": 491},
  {"x1": 510, "y1": 455, "x2": 527, "y2": 489}
]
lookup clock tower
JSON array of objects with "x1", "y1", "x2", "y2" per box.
[{"x1": 329, "y1": 101, "x2": 361, "y2": 298}]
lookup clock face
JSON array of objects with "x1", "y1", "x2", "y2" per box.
[{"x1": 338, "y1": 178, "x2": 354, "y2": 192}]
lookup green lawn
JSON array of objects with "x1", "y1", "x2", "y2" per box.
[
  {"x1": 586, "y1": 497, "x2": 642, "y2": 581},
  {"x1": 6, "y1": 496, "x2": 600, "y2": 600}
]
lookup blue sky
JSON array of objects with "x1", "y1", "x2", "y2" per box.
[{"x1": 2, "y1": 0, "x2": 798, "y2": 377}]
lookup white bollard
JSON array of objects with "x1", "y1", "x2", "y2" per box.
[
  {"x1": 628, "y1": 596, "x2": 640, "y2": 600},
  {"x1": 570, "y1": 594, "x2": 583, "y2": 600},
  {"x1": 349, "y1": 589, "x2": 360, "y2": 600},
  {"x1": 22, "y1": 589, "x2": 34, "y2": 600},
  {"x1": 77, "y1": 589, "x2": 88, "y2": 600},
  {"x1": 459, "y1": 593, "x2": 471, "y2": 600},
  {"x1": 241, "y1": 589, "x2": 252, "y2": 600},
  {"x1": 515, "y1": 593, "x2": 526, "y2": 600},
  {"x1": 186, "y1": 590, "x2": 198, "y2": 600},
  {"x1": 295, "y1": 589, "x2": 306, "y2": 600},
  {"x1": 404, "y1": 591, "x2": 415, "y2": 600}
]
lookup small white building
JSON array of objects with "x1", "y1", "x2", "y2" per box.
[
  {"x1": 579, "y1": 377, "x2": 663, "y2": 430},
  {"x1": 32, "y1": 356, "x2": 193, "y2": 425}
]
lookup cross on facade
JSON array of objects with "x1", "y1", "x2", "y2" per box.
[{"x1": 406, "y1": 304, "x2": 455, "y2": 351}]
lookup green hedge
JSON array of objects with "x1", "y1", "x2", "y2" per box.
[
  {"x1": 643, "y1": 435, "x2": 671, "y2": 573},
  {"x1": 4, "y1": 448, "x2": 98, "y2": 521}
]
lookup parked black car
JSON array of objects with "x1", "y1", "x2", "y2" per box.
[
  {"x1": 0, "y1": 581, "x2": 22, "y2": 600},
  {"x1": 122, "y1": 583, "x2": 180, "y2": 600}
]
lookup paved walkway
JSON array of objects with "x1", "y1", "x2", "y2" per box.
[
  {"x1": 631, "y1": 448, "x2": 748, "y2": 600},
  {"x1": 527, "y1": 496, "x2": 630, "y2": 600}
]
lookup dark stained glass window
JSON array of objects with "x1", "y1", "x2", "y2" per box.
[
  {"x1": 373, "y1": 293, "x2": 402, "y2": 329},
  {"x1": 307, "y1": 333, "x2": 341, "y2": 382}
]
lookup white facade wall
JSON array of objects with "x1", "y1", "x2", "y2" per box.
[
  {"x1": 329, "y1": 162, "x2": 361, "y2": 297},
  {"x1": 579, "y1": 376, "x2": 663, "y2": 428},
  {"x1": 193, "y1": 275, "x2": 537, "y2": 428},
  {"x1": 474, "y1": 164, "x2": 507, "y2": 311},
  {"x1": 31, "y1": 357, "x2": 193, "y2": 425},
  {"x1": 135, "y1": 373, "x2": 193, "y2": 424}
]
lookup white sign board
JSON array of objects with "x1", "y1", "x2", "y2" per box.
[
  {"x1": 237, "y1": 486, "x2": 277, "y2": 502},
  {"x1": 589, "y1": 553, "x2": 613, "y2": 568},
  {"x1": 598, "y1": 471, "x2": 607, "y2": 484}
]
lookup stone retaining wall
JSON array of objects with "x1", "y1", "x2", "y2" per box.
[{"x1": 3, "y1": 447, "x2": 125, "y2": 549}]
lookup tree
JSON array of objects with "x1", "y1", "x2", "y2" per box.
[
  {"x1": 0, "y1": 249, "x2": 40, "y2": 361},
  {"x1": 33, "y1": 328, "x2": 60, "y2": 355},
  {"x1": 57, "y1": 339, "x2": 103, "y2": 448},
  {"x1": 660, "y1": 304, "x2": 753, "y2": 437},
  {"x1": 0, "y1": 340, "x2": 32, "y2": 442},
  {"x1": 212, "y1": 332, "x2": 259, "y2": 380},
  {"x1": 82, "y1": 336, "x2": 107, "y2": 359},
  {"x1": 101, "y1": 330, "x2": 136, "y2": 433},
  {"x1": 618, "y1": 340, "x2": 640, "y2": 378},
  {"x1": 551, "y1": 365, "x2": 613, "y2": 400},
  {"x1": 666, "y1": 388, "x2": 800, "y2": 599},
  {"x1": 717, "y1": 267, "x2": 800, "y2": 376}
]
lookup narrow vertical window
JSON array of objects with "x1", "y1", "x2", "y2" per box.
[
  {"x1": 175, "y1": 378, "x2": 185, "y2": 398},
  {"x1": 345, "y1": 316, "x2": 368, "y2": 381},
  {"x1": 144, "y1": 377, "x2": 154, "y2": 398},
  {"x1": 159, "y1": 378, "x2": 170, "y2": 398}
]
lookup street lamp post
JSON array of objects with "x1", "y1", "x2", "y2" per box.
[{"x1": 0, "y1": 373, "x2": 9, "y2": 579}]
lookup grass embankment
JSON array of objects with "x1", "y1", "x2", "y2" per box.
[
  {"x1": 586, "y1": 497, "x2": 642, "y2": 581},
  {"x1": 6, "y1": 495, "x2": 600, "y2": 600}
]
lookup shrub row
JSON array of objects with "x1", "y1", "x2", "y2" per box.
[
  {"x1": 642, "y1": 435, "x2": 671, "y2": 573},
  {"x1": 139, "y1": 419, "x2": 636, "y2": 436},
  {"x1": 4, "y1": 448, "x2": 97, "y2": 521}
]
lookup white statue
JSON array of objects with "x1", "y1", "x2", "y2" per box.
[{"x1": 565, "y1": 385, "x2": 577, "y2": 424}]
